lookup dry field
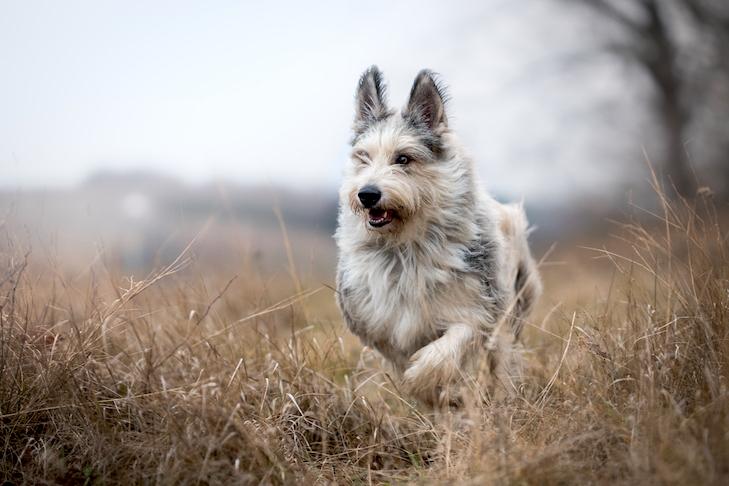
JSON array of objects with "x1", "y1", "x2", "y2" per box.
[{"x1": 1, "y1": 186, "x2": 727, "y2": 485}]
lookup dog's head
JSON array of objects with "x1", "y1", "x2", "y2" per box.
[{"x1": 341, "y1": 66, "x2": 455, "y2": 239}]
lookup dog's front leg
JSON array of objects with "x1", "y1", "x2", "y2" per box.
[{"x1": 401, "y1": 323, "x2": 475, "y2": 405}]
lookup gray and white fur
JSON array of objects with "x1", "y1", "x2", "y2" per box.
[{"x1": 335, "y1": 66, "x2": 541, "y2": 406}]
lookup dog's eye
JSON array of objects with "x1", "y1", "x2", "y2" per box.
[
  {"x1": 395, "y1": 155, "x2": 411, "y2": 165},
  {"x1": 355, "y1": 151, "x2": 369, "y2": 165}
]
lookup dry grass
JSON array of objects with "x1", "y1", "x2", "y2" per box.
[{"x1": 1, "y1": 187, "x2": 727, "y2": 485}]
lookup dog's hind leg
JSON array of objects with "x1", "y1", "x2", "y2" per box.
[{"x1": 498, "y1": 203, "x2": 542, "y2": 338}]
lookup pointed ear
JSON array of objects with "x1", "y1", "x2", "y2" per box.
[
  {"x1": 354, "y1": 66, "x2": 390, "y2": 132},
  {"x1": 403, "y1": 70, "x2": 448, "y2": 131}
]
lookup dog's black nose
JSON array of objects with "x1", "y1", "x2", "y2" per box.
[{"x1": 358, "y1": 185, "x2": 381, "y2": 208}]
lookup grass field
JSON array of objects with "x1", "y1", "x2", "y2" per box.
[{"x1": 1, "y1": 184, "x2": 727, "y2": 485}]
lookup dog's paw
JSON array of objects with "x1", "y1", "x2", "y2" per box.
[{"x1": 401, "y1": 344, "x2": 459, "y2": 406}]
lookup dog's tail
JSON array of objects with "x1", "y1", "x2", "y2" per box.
[{"x1": 498, "y1": 203, "x2": 542, "y2": 338}]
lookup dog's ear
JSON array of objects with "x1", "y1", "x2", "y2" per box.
[
  {"x1": 354, "y1": 66, "x2": 390, "y2": 132},
  {"x1": 403, "y1": 70, "x2": 448, "y2": 131}
]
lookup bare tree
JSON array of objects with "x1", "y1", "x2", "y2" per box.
[{"x1": 569, "y1": 0, "x2": 729, "y2": 197}]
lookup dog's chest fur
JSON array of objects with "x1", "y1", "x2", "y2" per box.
[{"x1": 336, "y1": 205, "x2": 504, "y2": 373}]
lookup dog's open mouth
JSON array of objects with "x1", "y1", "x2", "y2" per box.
[{"x1": 367, "y1": 209, "x2": 395, "y2": 227}]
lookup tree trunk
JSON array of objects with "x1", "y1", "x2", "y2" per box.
[
  {"x1": 645, "y1": 0, "x2": 695, "y2": 196},
  {"x1": 662, "y1": 100, "x2": 694, "y2": 196}
]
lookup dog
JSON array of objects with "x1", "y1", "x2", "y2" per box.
[{"x1": 335, "y1": 66, "x2": 542, "y2": 406}]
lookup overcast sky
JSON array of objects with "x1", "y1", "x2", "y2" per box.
[{"x1": 0, "y1": 0, "x2": 652, "y2": 204}]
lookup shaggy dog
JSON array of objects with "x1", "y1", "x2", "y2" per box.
[{"x1": 335, "y1": 66, "x2": 541, "y2": 406}]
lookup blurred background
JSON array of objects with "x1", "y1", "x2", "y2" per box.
[{"x1": 1, "y1": 0, "x2": 728, "y2": 285}]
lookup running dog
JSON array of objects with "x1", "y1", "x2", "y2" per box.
[{"x1": 335, "y1": 66, "x2": 541, "y2": 406}]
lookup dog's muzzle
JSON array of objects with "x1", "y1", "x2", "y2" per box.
[{"x1": 357, "y1": 185, "x2": 396, "y2": 228}]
